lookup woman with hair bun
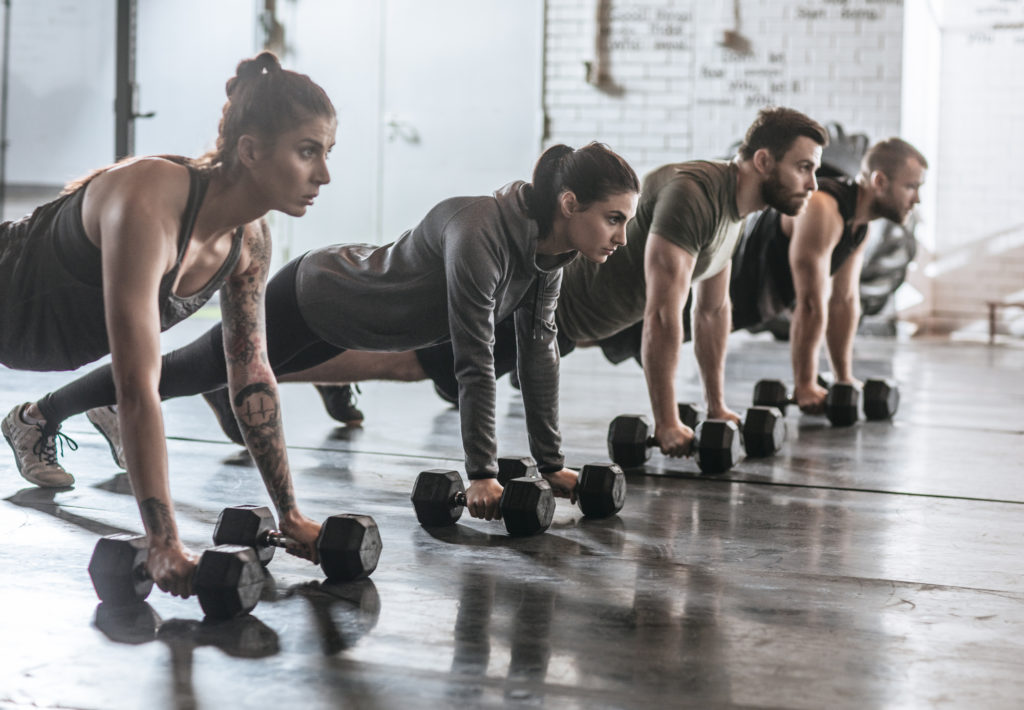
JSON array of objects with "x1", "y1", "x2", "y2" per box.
[
  {"x1": 37, "y1": 142, "x2": 640, "y2": 522},
  {"x1": 2, "y1": 52, "x2": 335, "y2": 597}
]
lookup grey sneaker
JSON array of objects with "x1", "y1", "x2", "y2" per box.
[
  {"x1": 2, "y1": 403, "x2": 77, "y2": 488},
  {"x1": 86, "y1": 405, "x2": 127, "y2": 469},
  {"x1": 202, "y1": 388, "x2": 245, "y2": 446},
  {"x1": 315, "y1": 384, "x2": 365, "y2": 425}
]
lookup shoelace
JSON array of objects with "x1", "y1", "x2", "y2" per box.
[{"x1": 31, "y1": 423, "x2": 78, "y2": 465}]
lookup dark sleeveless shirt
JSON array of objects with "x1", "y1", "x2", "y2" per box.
[
  {"x1": 0, "y1": 165, "x2": 244, "y2": 371},
  {"x1": 730, "y1": 177, "x2": 867, "y2": 331}
]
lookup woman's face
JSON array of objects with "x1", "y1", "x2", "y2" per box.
[
  {"x1": 246, "y1": 115, "x2": 336, "y2": 217},
  {"x1": 565, "y1": 190, "x2": 638, "y2": 263}
]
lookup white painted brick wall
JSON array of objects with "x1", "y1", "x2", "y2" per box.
[
  {"x1": 543, "y1": 0, "x2": 904, "y2": 176},
  {"x1": 543, "y1": 0, "x2": 1024, "y2": 334}
]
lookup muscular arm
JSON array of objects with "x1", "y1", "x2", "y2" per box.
[
  {"x1": 692, "y1": 263, "x2": 734, "y2": 419},
  {"x1": 825, "y1": 238, "x2": 867, "y2": 382},
  {"x1": 787, "y1": 193, "x2": 844, "y2": 400},
  {"x1": 97, "y1": 161, "x2": 194, "y2": 595},
  {"x1": 641, "y1": 232, "x2": 697, "y2": 454}
]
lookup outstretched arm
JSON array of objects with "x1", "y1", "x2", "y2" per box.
[
  {"x1": 825, "y1": 238, "x2": 868, "y2": 383},
  {"x1": 787, "y1": 192, "x2": 844, "y2": 412},
  {"x1": 692, "y1": 263, "x2": 739, "y2": 423},
  {"x1": 642, "y1": 232, "x2": 697, "y2": 457},
  {"x1": 98, "y1": 161, "x2": 195, "y2": 598},
  {"x1": 220, "y1": 219, "x2": 320, "y2": 560}
]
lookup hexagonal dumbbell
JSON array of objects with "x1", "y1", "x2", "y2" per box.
[
  {"x1": 498, "y1": 455, "x2": 626, "y2": 519},
  {"x1": 88, "y1": 533, "x2": 264, "y2": 619},
  {"x1": 606, "y1": 411, "x2": 743, "y2": 474},
  {"x1": 410, "y1": 468, "x2": 555, "y2": 536},
  {"x1": 213, "y1": 505, "x2": 381, "y2": 582},
  {"x1": 753, "y1": 375, "x2": 855, "y2": 425},
  {"x1": 678, "y1": 403, "x2": 786, "y2": 458},
  {"x1": 753, "y1": 376, "x2": 899, "y2": 426},
  {"x1": 862, "y1": 378, "x2": 900, "y2": 420}
]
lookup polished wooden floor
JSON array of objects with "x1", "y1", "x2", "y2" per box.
[{"x1": 1, "y1": 314, "x2": 1022, "y2": 710}]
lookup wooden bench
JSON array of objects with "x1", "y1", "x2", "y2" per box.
[{"x1": 987, "y1": 300, "x2": 1024, "y2": 343}]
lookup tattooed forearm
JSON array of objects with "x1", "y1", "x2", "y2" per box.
[
  {"x1": 139, "y1": 497, "x2": 176, "y2": 547},
  {"x1": 233, "y1": 382, "x2": 297, "y2": 514}
]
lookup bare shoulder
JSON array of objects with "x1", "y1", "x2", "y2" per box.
[
  {"x1": 85, "y1": 158, "x2": 191, "y2": 223},
  {"x1": 786, "y1": 190, "x2": 843, "y2": 242}
]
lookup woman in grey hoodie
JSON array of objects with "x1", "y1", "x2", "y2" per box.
[{"x1": 25, "y1": 143, "x2": 639, "y2": 523}]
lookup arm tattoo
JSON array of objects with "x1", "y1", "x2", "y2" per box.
[
  {"x1": 222, "y1": 223, "x2": 270, "y2": 367},
  {"x1": 233, "y1": 382, "x2": 296, "y2": 513},
  {"x1": 140, "y1": 497, "x2": 176, "y2": 547}
]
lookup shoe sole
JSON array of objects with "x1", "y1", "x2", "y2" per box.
[
  {"x1": 86, "y1": 410, "x2": 127, "y2": 470},
  {"x1": 2, "y1": 428, "x2": 75, "y2": 488}
]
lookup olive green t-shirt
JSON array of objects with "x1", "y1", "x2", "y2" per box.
[{"x1": 556, "y1": 159, "x2": 743, "y2": 342}]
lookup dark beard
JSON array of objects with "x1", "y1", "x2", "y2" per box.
[
  {"x1": 870, "y1": 196, "x2": 905, "y2": 224},
  {"x1": 761, "y1": 173, "x2": 806, "y2": 216}
]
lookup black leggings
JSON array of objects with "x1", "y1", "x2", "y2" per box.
[{"x1": 37, "y1": 257, "x2": 344, "y2": 432}]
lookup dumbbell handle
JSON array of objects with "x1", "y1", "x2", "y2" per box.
[
  {"x1": 645, "y1": 434, "x2": 698, "y2": 456},
  {"x1": 256, "y1": 528, "x2": 298, "y2": 550}
]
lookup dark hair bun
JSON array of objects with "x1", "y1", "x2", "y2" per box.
[{"x1": 226, "y1": 51, "x2": 281, "y2": 96}]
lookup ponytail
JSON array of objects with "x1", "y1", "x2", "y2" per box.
[
  {"x1": 527, "y1": 142, "x2": 639, "y2": 236},
  {"x1": 197, "y1": 51, "x2": 335, "y2": 176}
]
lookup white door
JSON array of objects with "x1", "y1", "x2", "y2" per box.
[{"x1": 376, "y1": 0, "x2": 545, "y2": 239}]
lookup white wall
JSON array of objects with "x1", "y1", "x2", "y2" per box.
[
  {"x1": 134, "y1": 0, "x2": 257, "y2": 160},
  {"x1": 926, "y1": 1, "x2": 1024, "y2": 330},
  {"x1": 4, "y1": 0, "x2": 116, "y2": 185},
  {"x1": 896, "y1": 0, "x2": 1024, "y2": 333}
]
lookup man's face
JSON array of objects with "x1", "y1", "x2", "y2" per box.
[
  {"x1": 761, "y1": 136, "x2": 823, "y2": 216},
  {"x1": 870, "y1": 158, "x2": 926, "y2": 225}
]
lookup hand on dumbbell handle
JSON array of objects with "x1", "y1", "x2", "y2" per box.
[
  {"x1": 145, "y1": 541, "x2": 200, "y2": 599},
  {"x1": 792, "y1": 380, "x2": 832, "y2": 415},
  {"x1": 651, "y1": 421, "x2": 695, "y2": 458},
  {"x1": 274, "y1": 512, "x2": 324, "y2": 564},
  {"x1": 498, "y1": 457, "x2": 624, "y2": 518},
  {"x1": 465, "y1": 478, "x2": 504, "y2": 520},
  {"x1": 214, "y1": 505, "x2": 382, "y2": 581},
  {"x1": 89, "y1": 534, "x2": 265, "y2": 619},
  {"x1": 412, "y1": 469, "x2": 555, "y2": 536},
  {"x1": 537, "y1": 468, "x2": 579, "y2": 503}
]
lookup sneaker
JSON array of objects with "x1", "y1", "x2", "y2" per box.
[
  {"x1": 315, "y1": 384, "x2": 364, "y2": 426},
  {"x1": 86, "y1": 405, "x2": 127, "y2": 469},
  {"x1": 202, "y1": 388, "x2": 245, "y2": 446},
  {"x1": 433, "y1": 382, "x2": 459, "y2": 408},
  {"x1": 2, "y1": 403, "x2": 77, "y2": 488}
]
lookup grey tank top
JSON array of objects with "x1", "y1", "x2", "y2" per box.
[{"x1": 0, "y1": 162, "x2": 244, "y2": 371}]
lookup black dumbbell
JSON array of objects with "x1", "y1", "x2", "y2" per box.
[
  {"x1": 411, "y1": 468, "x2": 555, "y2": 536},
  {"x1": 213, "y1": 505, "x2": 381, "y2": 582},
  {"x1": 677, "y1": 403, "x2": 786, "y2": 458},
  {"x1": 862, "y1": 378, "x2": 900, "y2": 420},
  {"x1": 87, "y1": 533, "x2": 264, "y2": 619},
  {"x1": 607, "y1": 409, "x2": 743, "y2": 474},
  {"x1": 753, "y1": 376, "x2": 899, "y2": 427},
  {"x1": 498, "y1": 456, "x2": 626, "y2": 519}
]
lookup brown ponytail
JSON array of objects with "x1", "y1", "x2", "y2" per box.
[
  {"x1": 196, "y1": 51, "x2": 335, "y2": 176},
  {"x1": 527, "y1": 142, "x2": 639, "y2": 237}
]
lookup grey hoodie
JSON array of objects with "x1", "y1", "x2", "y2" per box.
[{"x1": 295, "y1": 182, "x2": 574, "y2": 479}]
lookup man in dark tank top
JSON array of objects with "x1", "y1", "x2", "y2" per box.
[{"x1": 730, "y1": 137, "x2": 928, "y2": 414}]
